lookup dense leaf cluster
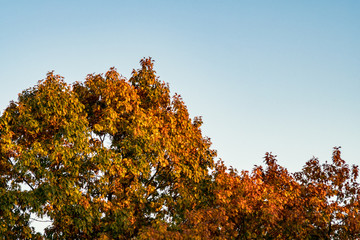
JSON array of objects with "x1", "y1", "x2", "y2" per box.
[{"x1": 0, "y1": 59, "x2": 359, "y2": 239}]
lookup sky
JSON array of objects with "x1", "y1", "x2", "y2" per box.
[
  {"x1": 1, "y1": 0, "x2": 359, "y2": 191},
  {"x1": 1, "y1": 0, "x2": 360, "y2": 233}
]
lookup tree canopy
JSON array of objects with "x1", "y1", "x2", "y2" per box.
[{"x1": 1, "y1": 58, "x2": 359, "y2": 239}]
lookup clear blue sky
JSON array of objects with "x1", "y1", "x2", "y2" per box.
[{"x1": 1, "y1": 0, "x2": 359, "y2": 173}]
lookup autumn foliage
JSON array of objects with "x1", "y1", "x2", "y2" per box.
[{"x1": 0, "y1": 58, "x2": 359, "y2": 239}]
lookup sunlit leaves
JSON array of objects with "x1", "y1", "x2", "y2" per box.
[
  {"x1": 0, "y1": 59, "x2": 359, "y2": 239},
  {"x1": 0, "y1": 58, "x2": 216, "y2": 239},
  {"x1": 182, "y1": 149, "x2": 360, "y2": 239}
]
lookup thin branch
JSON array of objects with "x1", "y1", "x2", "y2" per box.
[
  {"x1": 30, "y1": 217, "x2": 53, "y2": 223},
  {"x1": 7, "y1": 157, "x2": 35, "y2": 191},
  {"x1": 22, "y1": 176, "x2": 35, "y2": 191},
  {"x1": 146, "y1": 162, "x2": 161, "y2": 187}
]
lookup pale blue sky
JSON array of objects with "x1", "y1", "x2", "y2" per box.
[{"x1": 1, "y1": 0, "x2": 359, "y2": 174}]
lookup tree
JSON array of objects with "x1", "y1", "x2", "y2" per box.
[
  {"x1": 0, "y1": 58, "x2": 215, "y2": 239},
  {"x1": 1, "y1": 58, "x2": 359, "y2": 239},
  {"x1": 179, "y1": 149, "x2": 360, "y2": 240},
  {"x1": 294, "y1": 147, "x2": 360, "y2": 239}
]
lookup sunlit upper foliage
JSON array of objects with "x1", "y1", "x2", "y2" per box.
[{"x1": 0, "y1": 59, "x2": 359, "y2": 239}]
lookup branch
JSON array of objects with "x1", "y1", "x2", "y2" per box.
[
  {"x1": 146, "y1": 162, "x2": 161, "y2": 188},
  {"x1": 22, "y1": 176, "x2": 35, "y2": 191},
  {"x1": 30, "y1": 217, "x2": 52, "y2": 223},
  {"x1": 7, "y1": 157, "x2": 35, "y2": 191}
]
